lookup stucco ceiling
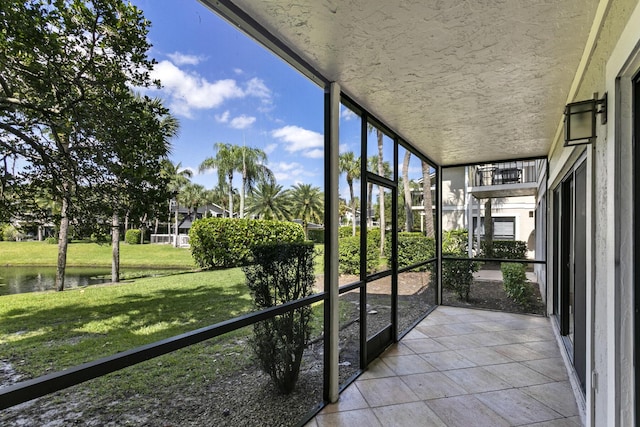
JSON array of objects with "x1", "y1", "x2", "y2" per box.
[{"x1": 201, "y1": 0, "x2": 600, "y2": 166}]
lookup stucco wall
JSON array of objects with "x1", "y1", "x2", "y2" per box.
[{"x1": 547, "y1": 0, "x2": 640, "y2": 425}]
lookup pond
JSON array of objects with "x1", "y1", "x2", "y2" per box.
[{"x1": 0, "y1": 266, "x2": 158, "y2": 296}]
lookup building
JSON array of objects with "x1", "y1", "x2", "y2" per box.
[{"x1": 3, "y1": 1, "x2": 639, "y2": 426}]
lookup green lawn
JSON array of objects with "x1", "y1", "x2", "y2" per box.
[
  {"x1": 0, "y1": 269, "x2": 252, "y2": 379},
  {"x1": 0, "y1": 241, "x2": 196, "y2": 268}
]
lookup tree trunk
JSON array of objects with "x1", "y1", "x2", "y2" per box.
[
  {"x1": 112, "y1": 213, "x2": 120, "y2": 283},
  {"x1": 55, "y1": 195, "x2": 70, "y2": 291},
  {"x1": 228, "y1": 172, "x2": 234, "y2": 218},
  {"x1": 174, "y1": 203, "x2": 179, "y2": 247},
  {"x1": 484, "y1": 198, "x2": 493, "y2": 257},
  {"x1": 402, "y1": 151, "x2": 413, "y2": 232},
  {"x1": 377, "y1": 130, "x2": 385, "y2": 256},
  {"x1": 421, "y1": 161, "x2": 435, "y2": 238},
  {"x1": 349, "y1": 181, "x2": 357, "y2": 236},
  {"x1": 367, "y1": 182, "x2": 373, "y2": 227}
]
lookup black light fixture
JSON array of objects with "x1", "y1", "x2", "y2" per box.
[{"x1": 564, "y1": 92, "x2": 607, "y2": 146}]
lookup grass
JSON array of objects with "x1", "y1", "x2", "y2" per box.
[
  {"x1": 0, "y1": 269, "x2": 251, "y2": 379},
  {"x1": 0, "y1": 241, "x2": 196, "y2": 268}
]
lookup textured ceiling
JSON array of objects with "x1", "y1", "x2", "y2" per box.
[{"x1": 203, "y1": 0, "x2": 599, "y2": 166}]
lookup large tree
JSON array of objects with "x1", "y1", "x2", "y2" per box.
[
  {"x1": 288, "y1": 183, "x2": 323, "y2": 240},
  {"x1": 246, "y1": 182, "x2": 291, "y2": 220},
  {"x1": 402, "y1": 151, "x2": 413, "y2": 232},
  {"x1": 339, "y1": 151, "x2": 360, "y2": 236},
  {"x1": 199, "y1": 142, "x2": 241, "y2": 218},
  {"x1": 238, "y1": 146, "x2": 274, "y2": 218},
  {"x1": 160, "y1": 159, "x2": 192, "y2": 245},
  {"x1": 0, "y1": 0, "x2": 162, "y2": 290}
]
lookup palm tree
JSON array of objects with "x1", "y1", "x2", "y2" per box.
[
  {"x1": 199, "y1": 142, "x2": 241, "y2": 217},
  {"x1": 421, "y1": 161, "x2": 435, "y2": 238},
  {"x1": 367, "y1": 154, "x2": 391, "y2": 254},
  {"x1": 160, "y1": 159, "x2": 192, "y2": 246},
  {"x1": 246, "y1": 182, "x2": 291, "y2": 220},
  {"x1": 288, "y1": 183, "x2": 323, "y2": 239},
  {"x1": 178, "y1": 182, "x2": 206, "y2": 219},
  {"x1": 402, "y1": 150, "x2": 413, "y2": 232},
  {"x1": 339, "y1": 151, "x2": 360, "y2": 236},
  {"x1": 238, "y1": 146, "x2": 275, "y2": 218}
]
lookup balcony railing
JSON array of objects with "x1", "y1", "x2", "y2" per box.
[{"x1": 471, "y1": 160, "x2": 538, "y2": 187}]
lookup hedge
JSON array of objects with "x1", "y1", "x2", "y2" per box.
[
  {"x1": 338, "y1": 235, "x2": 378, "y2": 275},
  {"x1": 481, "y1": 240, "x2": 527, "y2": 259},
  {"x1": 307, "y1": 228, "x2": 325, "y2": 244},
  {"x1": 501, "y1": 262, "x2": 531, "y2": 307},
  {"x1": 125, "y1": 229, "x2": 141, "y2": 245},
  {"x1": 189, "y1": 218, "x2": 305, "y2": 269},
  {"x1": 384, "y1": 232, "x2": 435, "y2": 270}
]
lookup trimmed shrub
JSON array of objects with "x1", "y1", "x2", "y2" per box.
[
  {"x1": 338, "y1": 235, "x2": 378, "y2": 275},
  {"x1": 442, "y1": 229, "x2": 468, "y2": 253},
  {"x1": 243, "y1": 242, "x2": 315, "y2": 394},
  {"x1": 45, "y1": 236, "x2": 57, "y2": 244},
  {"x1": 125, "y1": 229, "x2": 142, "y2": 245},
  {"x1": 189, "y1": 218, "x2": 305, "y2": 269},
  {"x1": 339, "y1": 226, "x2": 358, "y2": 238},
  {"x1": 385, "y1": 232, "x2": 435, "y2": 270},
  {"x1": 501, "y1": 262, "x2": 531, "y2": 306},
  {"x1": 481, "y1": 240, "x2": 527, "y2": 259},
  {"x1": 442, "y1": 252, "x2": 478, "y2": 302},
  {"x1": 1, "y1": 224, "x2": 24, "y2": 242},
  {"x1": 307, "y1": 228, "x2": 325, "y2": 244}
]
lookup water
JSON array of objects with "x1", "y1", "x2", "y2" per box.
[{"x1": 0, "y1": 266, "x2": 124, "y2": 296}]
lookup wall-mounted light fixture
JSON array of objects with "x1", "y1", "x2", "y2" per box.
[{"x1": 564, "y1": 92, "x2": 607, "y2": 146}]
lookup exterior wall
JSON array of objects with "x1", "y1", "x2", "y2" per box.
[{"x1": 547, "y1": 0, "x2": 640, "y2": 425}]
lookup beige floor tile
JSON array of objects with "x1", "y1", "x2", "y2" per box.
[
  {"x1": 380, "y1": 342, "x2": 415, "y2": 357},
  {"x1": 432, "y1": 334, "x2": 482, "y2": 350},
  {"x1": 304, "y1": 418, "x2": 318, "y2": 427},
  {"x1": 522, "y1": 341, "x2": 563, "y2": 358},
  {"x1": 420, "y1": 350, "x2": 477, "y2": 371},
  {"x1": 521, "y1": 416, "x2": 583, "y2": 427},
  {"x1": 403, "y1": 337, "x2": 449, "y2": 354},
  {"x1": 315, "y1": 409, "x2": 382, "y2": 427},
  {"x1": 400, "y1": 372, "x2": 468, "y2": 400},
  {"x1": 402, "y1": 328, "x2": 430, "y2": 340},
  {"x1": 453, "y1": 346, "x2": 514, "y2": 366},
  {"x1": 373, "y1": 402, "x2": 447, "y2": 427},
  {"x1": 426, "y1": 395, "x2": 510, "y2": 427},
  {"x1": 442, "y1": 366, "x2": 512, "y2": 393},
  {"x1": 523, "y1": 358, "x2": 570, "y2": 381},
  {"x1": 356, "y1": 377, "x2": 420, "y2": 407},
  {"x1": 483, "y1": 362, "x2": 554, "y2": 388},
  {"x1": 493, "y1": 343, "x2": 548, "y2": 362},
  {"x1": 381, "y1": 354, "x2": 437, "y2": 375},
  {"x1": 320, "y1": 384, "x2": 369, "y2": 414},
  {"x1": 475, "y1": 389, "x2": 563, "y2": 425},
  {"x1": 520, "y1": 382, "x2": 580, "y2": 417},
  {"x1": 359, "y1": 358, "x2": 395, "y2": 380}
]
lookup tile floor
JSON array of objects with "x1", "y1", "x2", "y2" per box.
[{"x1": 306, "y1": 306, "x2": 582, "y2": 427}]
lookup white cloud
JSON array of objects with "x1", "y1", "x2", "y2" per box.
[
  {"x1": 167, "y1": 52, "x2": 206, "y2": 66},
  {"x1": 230, "y1": 115, "x2": 256, "y2": 129},
  {"x1": 234, "y1": 68, "x2": 244, "y2": 75},
  {"x1": 263, "y1": 143, "x2": 278, "y2": 155},
  {"x1": 305, "y1": 148, "x2": 324, "y2": 159},
  {"x1": 341, "y1": 107, "x2": 357, "y2": 121},
  {"x1": 271, "y1": 125, "x2": 323, "y2": 158},
  {"x1": 150, "y1": 61, "x2": 274, "y2": 118},
  {"x1": 270, "y1": 161, "x2": 307, "y2": 182},
  {"x1": 215, "y1": 110, "x2": 230, "y2": 123}
]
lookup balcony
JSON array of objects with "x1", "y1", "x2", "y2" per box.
[{"x1": 469, "y1": 161, "x2": 540, "y2": 199}]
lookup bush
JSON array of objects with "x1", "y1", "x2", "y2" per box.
[
  {"x1": 1, "y1": 224, "x2": 24, "y2": 241},
  {"x1": 243, "y1": 242, "x2": 315, "y2": 394},
  {"x1": 338, "y1": 235, "x2": 378, "y2": 275},
  {"x1": 442, "y1": 229, "x2": 468, "y2": 253},
  {"x1": 385, "y1": 232, "x2": 435, "y2": 270},
  {"x1": 307, "y1": 228, "x2": 325, "y2": 244},
  {"x1": 339, "y1": 225, "x2": 358, "y2": 238},
  {"x1": 442, "y1": 252, "x2": 478, "y2": 302},
  {"x1": 45, "y1": 236, "x2": 57, "y2": 244},
  {"x1": 125, "y1": 229, "x2": 142, "y2": 245},
  {"x1": 501, "y1": 262, "x2": 531, "y2": 307},
  {"x1": 189, "y1": 218, "x2": 305, "y2": 269},
  {"x1": 481, "y1": 240, "x2": 527, "y2": 259}
]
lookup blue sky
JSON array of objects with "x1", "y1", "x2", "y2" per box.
[
  {"x1": 130, "y1": 1, "x2": 418, "y2": 200},
  {"x1": 131, "y1": 0, "x2": 329, "y2": 192}
]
